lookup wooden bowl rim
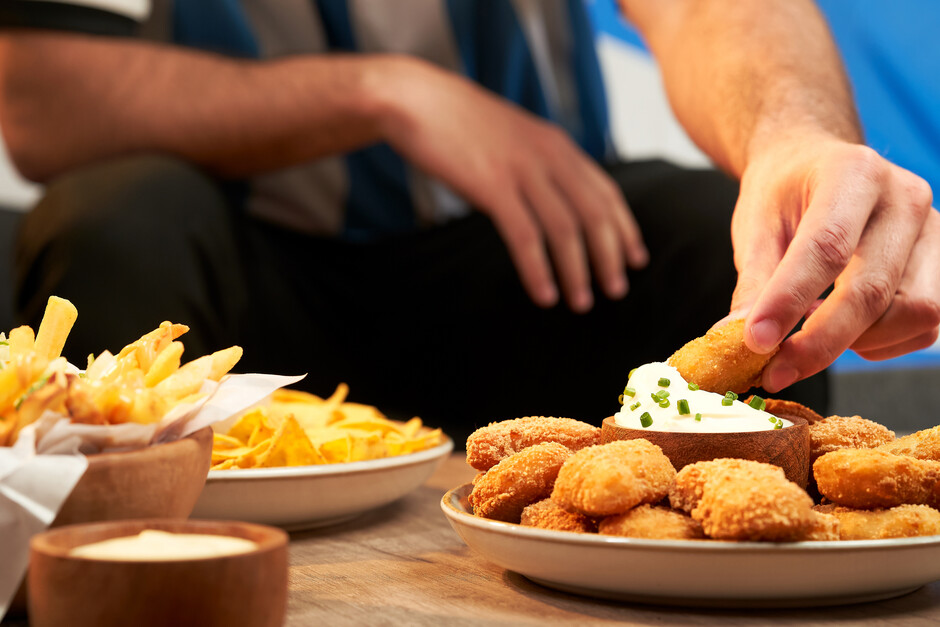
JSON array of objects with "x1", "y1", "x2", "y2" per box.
[
  {"x1": 84, "y1": 426, "x2": 212, "y2": 465},
  {"x1": 601, "y1": 414, "x2": 809, "y2": 437},
  {"x1": 31, "y1": 518, "x2": 288, "y2": 562}
]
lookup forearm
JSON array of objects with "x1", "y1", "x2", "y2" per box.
[
  {"x1": 620, "y1": 0, "x2": 862, "y2": 176},
  {"x1": 0, "y1": 31, "x2": 399, "y2": 182}
]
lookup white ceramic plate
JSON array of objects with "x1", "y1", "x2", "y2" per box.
[
  {"x1": 442, "y1": 483, "x2": 940, "y2": 608},
  {"x1": 191, "y1": 438, "x2": 452, "y2": 531}
]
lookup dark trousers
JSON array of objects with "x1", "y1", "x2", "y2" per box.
[{"x1": 14, "y1": 156, "x2": 828, "y2": 445}]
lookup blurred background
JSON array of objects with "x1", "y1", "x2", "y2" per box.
[{"x1": 1, "y1": 0, "x2": 937, "y2": 429}]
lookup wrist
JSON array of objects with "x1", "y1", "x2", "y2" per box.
[{"x1": 357, "y1": 53, "x2": 430, "y2": 142}]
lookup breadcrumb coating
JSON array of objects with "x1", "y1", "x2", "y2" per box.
[
  {"x1": 466, "y1": 416, "x2": 600, "y2": 471},
  {"x1": 667, "y1": 319, "x2": 777, "y2": 394},
  {"x1": 670, "y1": 458, "x2": 815, "y2": 541},
  {"x1": 876, "y1": 425, "x2": 940, "y2": 462},
  {"x1": 520, "y1": 498, "x2": 596, "y2": 533},
  {"x1": 551, "y1": 439, "x2": 676, "y2": 517},
  {"x1": 598, "y1": 505, "x2": 705, "y2": 540},
  {"x1": 468, "y1": 442, "x2": 572, "y2": 522},
  {"x1": 814, "y1": 448, "x2": 940, "y2": 509},
  {"x1": 809, "y1": 415, "x2": 896, "y2": 462},
  {"x1": 814, "y1": 503, "x2": 940, "y2": 540}
]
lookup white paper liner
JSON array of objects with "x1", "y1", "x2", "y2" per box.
[{"x1": 0, "y1": 372, "x2": 304, "y2": 620}]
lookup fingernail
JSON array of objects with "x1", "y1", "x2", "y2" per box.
[
  {"x1": 749, "y1": 319, "x2": 782, "y2": 353},
  {"x1": 764, "y1": 364, "x2": 799, "y2": 392}
]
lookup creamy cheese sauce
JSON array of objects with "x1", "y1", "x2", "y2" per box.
[
  {"x1": 70, "y1": 530, "x2": 258, "y2": 561},
  {"x1": 613, "y1": 362, "x2": 790, "y2": 433}
]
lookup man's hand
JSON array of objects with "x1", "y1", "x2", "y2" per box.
[
  {"x1": 730, "y1": 133, "x2": 940, "y2": 392},
  {"x1": 374, "y1": 57, "x2": 648, "y2": 312}
]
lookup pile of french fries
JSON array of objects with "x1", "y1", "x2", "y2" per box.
[{"x1": 0, "y1": 296, "x2": 242, "y2": 446}]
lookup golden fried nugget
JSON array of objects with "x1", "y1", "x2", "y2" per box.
[
  {"x1": 876, "y1": 425, "x2": 940, "y2": 462},
  {"x1": 670, "y1": 458, "x2": 815, "y2": 541},
  {"x1": 520, "y1": 498, "x2": 596, "y2": 533},
  {"x1": 814, "y1": 503, "x2": 940, "y2": 540},
  {"x1": 797, "y1": 510, "x2": 841, "y2": 541},
  {"x1": 465, "y1": 416, "x2": 600, "y2": 471},
  {"x1": 667, "y1": 319, "x2": 778, "y2": 394},
  {"x1": 469, "y1": 442, "x2": 572, "y2": 522},
  {"x1": 598, "y1": 505, "x2": 704, "y2": 540},
  {"x1": 551, "y1": 439, "x2": 676, "y2": 518},
  {"x1": 809, "y1": 415, "x2": 896, "y2": 462},
  {"x1": 814, "y1": 448, "x2": 940, "y2": 509}
]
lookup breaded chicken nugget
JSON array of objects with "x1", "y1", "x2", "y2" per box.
[
  {"x1": 466, "y1": 416, "x2": 601, "y2": 471},
  {"x1": 669, "y1": 458, "x2": 815, "y2": 541},
  {"x1": 520, "y1": 498, "x2": 596, "y2": 533},
  {"x1": 551, "y1": 439, "x2": 676, "y2": 517},
  {"x1": 666, "y1": 319, "x2": 778, "y2": 394},
  {"x1": 469, "y1": 442, "x2": 571, "y2": 522},
  {"x1": 598, "y1": 505, "x2": 705, "y2": 540},
  {"x1": 797, "y1": 510, "x2": 841, "y2": 541},
  {"x1": 814, "y1": 503, "x2": 940, "y2": 540},
  {"x1": 876, "y1": 425, "x2": 940, "y2": 462},
  {"x1": 810, "y1": 415, "x2": 896, "y2": 462},
  {"x1": 814, "y1": 448, "x2": 940, "y2": 509}
]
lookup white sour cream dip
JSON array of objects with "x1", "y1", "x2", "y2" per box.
[
  {"x1": 69, "y1": 530, "x2": 258, "y2": 561},
  {"x1": 613, "y1": 362, "x2": 790, "y2": 433}
]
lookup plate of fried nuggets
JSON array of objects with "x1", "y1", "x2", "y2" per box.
[{"x1": 441, "y1": 414, "x2": 940, "y2": 606}]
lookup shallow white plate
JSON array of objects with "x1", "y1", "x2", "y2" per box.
[
  {"x1": 191, "y1": 438, "x2": 452, "y2": 531},
  {"x1": 442, "y1": 483, "x2": 940, "y2": 608}
]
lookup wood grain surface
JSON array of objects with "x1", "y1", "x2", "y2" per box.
[{"x1": 8, "y1": 453, "x2": 940, "y2": 626}]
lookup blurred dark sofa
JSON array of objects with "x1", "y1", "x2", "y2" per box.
[{"x1": 0, "y1": 206, "x2": 22, "y2": 331}]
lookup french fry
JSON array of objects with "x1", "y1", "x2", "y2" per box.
[
  {"x1": 33, "y1": 296, "x2": 78, "y2": 360},
  {"x1": 207, "y1": 345, "x2": 243, "y2": 381},
  {"x1": 153, "y1": 354, "x2": 213, "y2": 401},
  {"x1": 8, "y1": 326, "x2": 35, "y2": 357},
  {"x1": 144, "y1": 341, "x2": 184, "y2": 387}
]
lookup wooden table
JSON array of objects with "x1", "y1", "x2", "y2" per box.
[{"x1": 283, "y1": 453, "x2": 940, "y2": 626}]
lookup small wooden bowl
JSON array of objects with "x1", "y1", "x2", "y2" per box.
[
  {"x1": 28, "y1": 519, "x2": 288, "y2": 627},
  {"x1": 601, "y1": 415, "x2": 810, "y2": 488},
  {"x1": 10, "y1": 427, "x2": 213, "y2": 616}
]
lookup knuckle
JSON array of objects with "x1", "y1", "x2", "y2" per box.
[
  {"x1": 808, "y1": 222, "x2": 854, "y2": 271},
  {"x1": 846, "y1": 145, "x2": 887, "y2": 185},
  {"x1": 906, "y1": 175, "x2": 934, "y2": 213},
  {"x1": 852, "y1": 274, "x2": 896, "y2": 319}
]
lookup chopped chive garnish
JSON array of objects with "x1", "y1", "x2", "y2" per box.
[
  {"x1": 640, "y1": 412, "x2": 653, "y2": 428},
  {"x1": 658, "y1": 398, "x2": 670, "y2": 409},
  {"x1": 688, "y1": 382, "x2": 699, "y2": 391},
  {"x1": 721, "y1": 397, "x2": 733, "y2": 406},
  {"x1": 658, "y1": 377, "x2": 670, "y2": 387},
  {"x1": 0, "y1": 340, "x2": 8, "y2": 346},
  {"x1": 618, "y1": 394, "x2": 625, "y2": 405},
  {"x1": 748, "y1": 395, "x2": 766, "y2": 411},
  {"x1": 629, "y1": 367, "x2": 637, "y2": 379},
  {"x1": 630, "y1": 401, "x2": 641, "y2": 411},
  {"x1": 768, "y1": 416, "x2": 777, "y2": 424},
  {"x1": 724, "y1": 391, "x2": 738, "y2": 401},
  {"x1": 623, "y1": 387, "x2": 636, "y2": 398},
  {"x1": 774, "y1": 421, "x2": 783, "y2": 430},
  {"x1": 677, "y1": 399, "x2": 690, "y2": 415},
  {"x1": 695, "y1": 413, "x2": 703, "y2": 421}
]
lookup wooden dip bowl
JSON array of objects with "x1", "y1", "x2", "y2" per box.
[
  {"x1": 10, "y1": 427, "x2": 213, "y2": 616},
  {"x1": 601, "y1": 414, "x2": 810, "y2": 488},
  {"x1": 28, "y1": 519, "x2": 288, "y2": 627}
]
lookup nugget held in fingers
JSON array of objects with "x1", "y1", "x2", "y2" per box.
[
  {"x1": 520, "y1": 499, "x2": 596, "y2": 533},
  {"x1": 469, "y1": 442, "x2": 572, "y2": 522},
  {"x1": 876, "y1": 425, "x2": 940, "y2": 462},
  {"x1": 670, "y1": 458, "x2": 814, "y2": 541},
  {"x1": 814, "y1": 449, "x2": 940, "y2": 509},
  {"x1": 810, "y1": 415, "x2": 896, "y2": 462},
  {"x1": 551, "y1": 440, "x2": 676, "y2": 518},
  {"x1": 598, "y1": 505, "x2": 705, "y2": 540},
  {"x1": 814, "y1": 503, "x2": 940, "y2": 540},
  {"x1": 466, "y1": 416, "x2": 600, "y2": 471},
  {"x1": 667, "y1": 319, "x2": 777, "y2": 394}
]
